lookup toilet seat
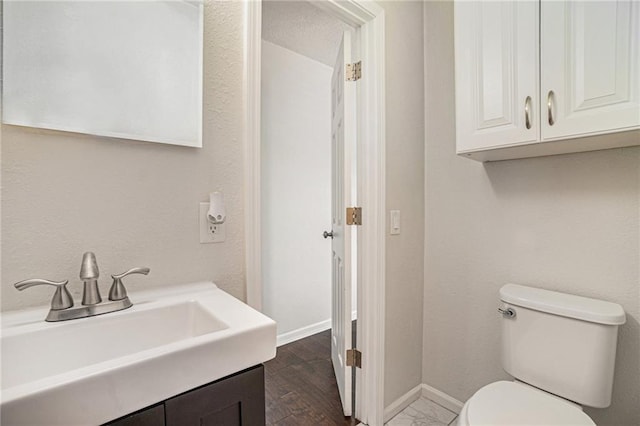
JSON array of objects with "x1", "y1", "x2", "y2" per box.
[{"x1": 459, "y1": 381, "x2": 595, "y2": 426}]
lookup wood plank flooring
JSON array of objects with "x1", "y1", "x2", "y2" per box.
[{"x1": 264, "y1": 329, "x2": 358, "y2": 426}]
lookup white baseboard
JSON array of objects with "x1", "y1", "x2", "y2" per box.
[
  {"x1": 383, "y1": 383, "x2": 465, "y2": 423},
  {"x1": 277, "y1": 319, "x2": 331, "y2": 347},
  {"x1": 383, "y1": 384, "x2": 422, "y2": 423},
  {"x1": 276, "y1": 310, "x2": 358, "y2": 347},
  {"x1": 421, "y1": 383, "x2": 464, "y2": 414}
]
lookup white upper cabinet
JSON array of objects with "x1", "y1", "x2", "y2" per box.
[
  {"x1": 541, "y1": 1, "x2": 640, "y2": 140},
  {"x1": 455, "y1": 1, "x2": 539, "y2": 152},
  {"x1": 455, "y1": 1, "x2": 640, "y2": 161}
]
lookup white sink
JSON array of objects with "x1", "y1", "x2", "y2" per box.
[{"x1": 1, "y1": 282, "x2": 276, "y2": 425}]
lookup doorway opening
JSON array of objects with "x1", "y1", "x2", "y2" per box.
[
  {"x1": 260, "y1": 1, "x2": 357, "y2": 420},
  {"x1": 244, "y1": 1, "x2": 386, "y2": 424},
  {"x1": 260, "y1": 0, "x2": 355, "y2": 348}
]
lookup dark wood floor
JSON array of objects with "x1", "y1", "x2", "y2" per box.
[{"x1": 264, "y1": 329, "x2": 358, "y2": 426}]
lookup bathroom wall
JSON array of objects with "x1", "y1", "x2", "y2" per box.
[
  {"x1": 1, "y1": 1, "x2": 246, "y2": 310},
  {"x1": 1, "y1": 0, "x2": 429, "y2": 415},
  {"x1": 382, "y1": 0, "x2": 426, "y2": 408},
  {"x1": 261, "y1": 40, "x2": 333, "y2": 339},
  {"x1": 422, "y1": 2, "x2": 640, "y2": 425}
]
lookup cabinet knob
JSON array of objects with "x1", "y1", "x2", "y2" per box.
[{"x1": 547, "y1": 90, "x2": 555, "y2": 126}]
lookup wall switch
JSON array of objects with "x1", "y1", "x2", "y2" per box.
[
  {"x1": 390, "y1": 210, "x2": 401, "y2": 235},
  {"x1": 200, "y1": 202, "x2": 226, "y2": 243}
]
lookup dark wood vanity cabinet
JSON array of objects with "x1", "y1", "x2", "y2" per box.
[
  {"x1": 105, "y1": 365, "x2": 265, "y2": 426},
  {"x1": 166, "y1": 364, "x2": 265, "y2": 425},
  {"x1": 104, "y1": 404, "x2": 165, "y2": 426}
]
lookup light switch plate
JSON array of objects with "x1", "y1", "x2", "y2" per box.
[
  {"x1": 390, "y1": 210, "x2": 400, "y2": 235},
  {"x1": 200, "y1": 202, "x2": 226, "y2": 243}
]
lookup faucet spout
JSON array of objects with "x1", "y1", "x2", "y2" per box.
[
  {"x1": 80, "y1": 252, "x2": 102, "y2": 305},
  {"x1": 80, "y1": 252, "x2": 99, "y2": 280}
]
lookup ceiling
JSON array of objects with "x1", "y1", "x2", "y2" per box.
[{"x1": 262, "y1": 1, "x2": 354, "y2": 67}]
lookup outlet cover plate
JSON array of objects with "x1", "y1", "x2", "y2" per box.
[{"x1": 200, "y1": 202, "x2": 225, "y2": 243}]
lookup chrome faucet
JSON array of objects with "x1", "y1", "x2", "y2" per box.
[{"x1": 14, "y1": 252, "x2": 150, "y2": 322}]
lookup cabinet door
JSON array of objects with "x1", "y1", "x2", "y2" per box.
[
  {"x1": 165, "y1": 365, "x2": 265, "y2": 426},
  {"x1": 541, "y1": 1, "x2": 640, "y2": 140},
  {"x1": 455, "y1": 1, "x2": 539, "y2": 153},
  {"x1": 104, "y1": 404, "x2": 165, "y2": 426}
]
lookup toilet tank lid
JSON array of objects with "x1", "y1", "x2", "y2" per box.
[{"x1": 500, "y1": 284, "x2": 626, "y2": 325}]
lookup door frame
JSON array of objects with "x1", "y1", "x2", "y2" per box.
[{"x1": 243, "y1": 1, "x2": 386, "y2": 424}]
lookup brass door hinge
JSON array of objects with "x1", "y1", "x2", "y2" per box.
[
  {"x1": 346, "y1": 207, "x2": 362, "y2": 226},
  {"x1": 346, "y1": 61, "x2": 362, "y2": 81},
  {"x1": 346, "y1": 349, "x2": 362, "y2": 368}
]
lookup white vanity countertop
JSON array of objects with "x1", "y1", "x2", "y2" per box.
[{"x1": 1, "y1": 281, "x2": 276, "y2": 425}]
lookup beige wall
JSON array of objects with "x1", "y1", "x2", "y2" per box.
[
  {"x1": 1, "y1": 1, "x2": 246, "y2": 310},
  {"x1": 2, "y1": 1, "x2": 429, "y2": 413},
  {"x1": 423, "y1": 2, "x2": 640, "y2": 425},
  {"x1": 383, "y1": 0, "x2": 425, "y2": 408}
]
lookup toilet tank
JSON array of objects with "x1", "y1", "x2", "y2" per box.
[{"x1": 499, "y1": 284, "x2": 626, "y2": 408}]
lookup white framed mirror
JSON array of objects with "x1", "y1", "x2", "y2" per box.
[{"x1": 2, "y1": 0, "x2": 204, "y2": 148}]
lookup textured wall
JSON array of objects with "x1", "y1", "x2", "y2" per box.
[
  {"x1": 262, "y1": 1, "x2": 352, "y2": 67},
  {"x1": 383, "y1": 0, "x2": 425, "y2": 408},
  {"x1": 1, "y1": 1, "x2": 246, "y2": 311},
  {"x1": 423, "y1": 2, "x2": 640, "y2": 425},
  {"x1": 261, "y1": 40, "x2": 332, "y2": 336}
]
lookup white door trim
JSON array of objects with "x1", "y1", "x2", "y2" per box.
[
  {"x1": 351, "y1": 4, "x2": 386, "y2": 425},
  {"x1": 243, "y1": 1, "x2": 386, "y2": 424},
  {"x1": 243, "y1": 0, "x2": 262, "y2": 311}
]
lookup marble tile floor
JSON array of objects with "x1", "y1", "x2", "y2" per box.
[{"x1": 386, "y1": 396, "x2": 458, "y2": 426}]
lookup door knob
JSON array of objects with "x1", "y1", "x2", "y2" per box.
[{"x1": 323, "y1": 230, "x2": 334, "y2": 239}]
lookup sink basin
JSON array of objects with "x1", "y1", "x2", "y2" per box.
[
  {"x1": 1, "y1": 282, "x2": 276, "y2": 425},
  {"x1": 3, "y1": 300, "x2": 228, "y2": 389}
]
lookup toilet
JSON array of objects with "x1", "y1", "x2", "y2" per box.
[{"x1": 458, "y1": 284, "x2": 626, "y2": 426}]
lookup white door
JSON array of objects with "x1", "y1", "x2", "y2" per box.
[
  {"x1": 330, "y1": 30, "x2": 355, "y2": 417},
  {"x1": 541, "y1": 1, "x2": 640, "y2": 140},
  {"x1": 454, "y1": 0, "x2": 539, "y2": 152}
]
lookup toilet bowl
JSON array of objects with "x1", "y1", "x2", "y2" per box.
[
  {"x1": 457, "y1": 284, "x2": 625, "y2": 426},
  {"x1": 457, "y1": 381, "x2": 595, "y2": 426}
]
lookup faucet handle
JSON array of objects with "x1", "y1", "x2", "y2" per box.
[
  {"x1": 14, "y1": 279, "x2": 74, "y2": 310},
  {"x1": 109, "y1": 267, "x2": 150, "y2": 301}
]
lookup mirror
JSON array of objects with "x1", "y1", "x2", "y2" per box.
[{"x1": 2, "y1": 1, "x2": 203, "y2": 148}]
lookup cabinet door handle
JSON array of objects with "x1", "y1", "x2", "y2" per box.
[
  {"x1": 547, "y1": 90, "x2": 555, "y2": 126},
  {"x1": 524, "y1": 96, "x2": 532, "y2": 129}
]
